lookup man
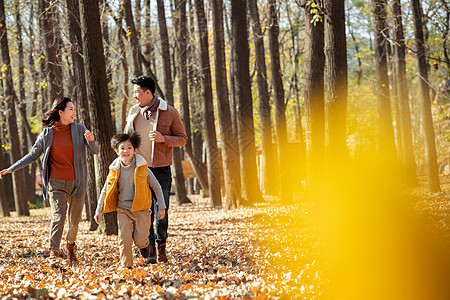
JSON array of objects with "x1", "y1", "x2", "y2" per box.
[{"x1": 124, "y1": 75, "x2": 187, "y2": 264}]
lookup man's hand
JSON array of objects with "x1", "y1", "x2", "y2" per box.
[
  {"x1": 158, "y1": 209, "x2": 165, "y2": 220},
  {"x1": 0, "y1": 169, "x2": 11, "y2": 179},
  {"x1": 149, "y1": 130, "x2": 165, "y2": 143}
]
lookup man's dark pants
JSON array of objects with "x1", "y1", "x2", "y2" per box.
[{"x1": 149, "y1": 166, "x2": 172, "y2": 247}]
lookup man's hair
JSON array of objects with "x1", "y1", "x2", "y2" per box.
[
  {"x1": 131, "y1": 75, "x2": 156, "y2": 95},
  {"x1": 110, "y1": 132, "x2": 141, "y2": 150}
]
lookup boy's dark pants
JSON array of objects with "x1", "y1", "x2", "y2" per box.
[{"x1": 149, "y1": 166, "x2": 172, "y2": 247}]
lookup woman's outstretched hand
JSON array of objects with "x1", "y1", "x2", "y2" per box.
[
  {"x1": 84, "y1": 130, "x2": 95, "y2": 142},
  {"x1": 0, "y1": 169, "x2": 11, "y2": 179}
]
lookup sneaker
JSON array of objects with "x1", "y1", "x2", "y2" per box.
[{"x1": 145, "y1": 245, "x2": 157, "y2": 265}]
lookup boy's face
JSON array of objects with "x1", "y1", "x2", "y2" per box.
[{"x1": 115, "y1": 140, "x2": 137, "y2": 166}]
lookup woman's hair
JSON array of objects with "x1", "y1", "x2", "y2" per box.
[
  {"x1": 42, "y1": 97, "x2": 73, "y2": 127},
  {"x1": 110, "y1": 132, "x2": 141, "y2": 150}
]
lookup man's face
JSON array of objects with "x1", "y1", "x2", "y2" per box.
[{"x1": 133, "y1": 84, "x2": 153, "y2": 107}]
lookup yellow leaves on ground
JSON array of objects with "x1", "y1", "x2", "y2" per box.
[{"x1": 0, "y1": 196, "x2": 282, "y2": 299}]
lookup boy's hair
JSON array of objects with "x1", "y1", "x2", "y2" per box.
[{"x1": 110, "y1": 132, "x2": 141, "y2": 150}]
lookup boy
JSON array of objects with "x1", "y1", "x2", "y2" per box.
[{"x1": 94, "y1": 132, "x2": 166, "y2": 268}]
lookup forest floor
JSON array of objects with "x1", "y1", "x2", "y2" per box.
[{"x1": 1, "y1": 175, "x2": 450, "y2": 299}]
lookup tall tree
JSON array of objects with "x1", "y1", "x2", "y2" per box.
[
  {"x1": 156, "y1": 0, "x2": 191, "y2": 205},
  {"x1": 442, "y1": 0, "x2": 449, "y2": 67},
  {"x1": 0, "y1": 93, "x2": 9, "y2": 216},
  {"x1": 67, "y1": 0, "x2": 98, "y2": 230},
  {"x1": 123, "y1": 0, "x2": 142, "y2": 77},
  {"x1": 79, "y1": 0, "x2": 117, "y2": 234},
  {"x1": 231, "y1": 0, "x2": 263, "y2": 204},
  {"x1": 40, "y1": 0, "x2": 63, "y2": 103},
  {"x1": 303, "y1": 2, "x2": 325, "y2": 183},
  {"x1": 324, "y1": 0, "x2": 348, "y2": 162},
  {"x1": 14, "y1": 0, "x2": 36, "y2": 203},
  {"x1": 286, "y1": 4, "x2": 303, "y2": 142},
  {"x1": 28, "y1": 3, "x2": 39, "y2": 119},
  {"x1": 0, "y1": 0, "x2": 29, "y2": 216},
  {"x1": 411, "y1": 0, "x2": 440, "y2": 192},
  {"x1": 174, "y1": 0, "x2": 209, "y2": 195},
  {"x1": 135, "y1": 0, "x2": 142, "y2": 34},
  {"x1": 268, "y1": 0, "x2": 292, "y2": 203},
  {"x1": 371, "y1": 0, "x2": 397, "y2": 172},
  {"x1": 211, "y1": 0, "x2": 241, "y2": 208},
  {"x1": 392, "y1": 0, "x2": 417, "y2": 186},
  {"x1": 248, "y1": 0, "x2": 278, "y2": 196},
  {"x1": 117, "y1": 5, "x2": 130, "y2": 130},
  {"x1": 0, "y1": 138, "x2": 9, "y2": 216},
  {"x1": 194, "y1": 0, "x2": 222, "y2": 207}
]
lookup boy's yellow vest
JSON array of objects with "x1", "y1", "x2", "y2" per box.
[{"x1": 102, "y1": 164, "x2": 152, "y2": 213}]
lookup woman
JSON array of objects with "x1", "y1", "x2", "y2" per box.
[{"x1": 0, "y1": 97, "x2": 100, "y2": 264}]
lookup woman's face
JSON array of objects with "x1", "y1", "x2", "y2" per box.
[{"x1": 59, "y1": 101, "x2": 76, "y2": 125}]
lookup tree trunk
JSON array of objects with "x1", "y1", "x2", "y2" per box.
[
  {"x1": 442, "y1": 1, "x2": 449, "y2": 67},
  {"x1": 157, "y1": 0, "x2": 191, "y2": 205},
  {"x1": 0, "y1": 106, "x2": 9, "y2": 216},
  {"x1": 79, "y1": 0, "x2": 117, "y2": 234},
  {"x1": 117, "y1": 3, "x2": 130, "y2": 130},
  {"x1": 288, "y1": 7, "x2": 303, "y2": 144},
  {"x1": 14, "y1": 1, "x2": 36, "y2": 204},
  {"x1": 324, "y1": 0, "x2": 348, "y2": 162},
  {"x1": 268, "y1": 0, "x2": 291, "y2": 203},
  {"x1": 391, "y1": 69, "x2": 404, "y2": 177},
  {"x1": 123, "y1": 0, "x2": 142, "y2": 77},
  {"x1": 303, "y1": 2, "x2": 325, "y2": 184},
  {"x1": 174, "y1": 0, "x2": 208, "y2": 196},
  {"x1": 392, "y1": 0, "x2": 417, "y2": 186},
  {"x1": 67, "y1": 0, "x2": 98, "y2": 231},
  {"x1": 185, "y1": 0, "x2": 210, "y2": 196},
  {"x1": 371, "y1": 0, "x2": 397, "y2": 174},
  {"x1": 411, "y1": 0, "x2": 440, "y2": 192},
  {"x1": 28, "y1": 4, "x2": 39, "y2": 206},
  {"x1": 135, "y1": 0, "x2": 142, "y2": 35},
  {"x1": 211, "y1": 0, "x2": 241, "y2": 208},
  {"x1": 40, "y1": 0, "x2": 63, "y2": 103},
  {"x1": 0, "y1": 138, "x2": 9, "y2": 216},
  {"x1": 231, "y1": 0, "x2": 263, "y2": 205},
  {"x1": 194, "y1": 0, "x2": 222, "y2": 207},
  {"x1": 248, "y1": 0, "x2": 278, "y2": 196},
  {"x1": 29, "y1": 2, "x2": 38, "y2": 118},
  {"x1": 0, "y1": 0, "x2": 29, "y2": 216},
  {"x1": 224, "y1": 7, "x2": 241, "y2": 195}
]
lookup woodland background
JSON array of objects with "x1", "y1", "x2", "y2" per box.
[{"x1": 0, "y1": 0, "x2": 449, "y2": 298}]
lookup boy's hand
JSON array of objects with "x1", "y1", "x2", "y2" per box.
[
  {"x1": 94, "y1": 213, "x2": 101, "y2": 224},
  {"x1": 158, "y1": 209, "x2": 165, "y2": 220}
]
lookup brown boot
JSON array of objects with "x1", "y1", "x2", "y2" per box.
[
  {"x1": 145, "y1": 245, "x2": 157, "y2": 265},
  {"x1": 157, "y1": 242, "x2": 167, "y2": 263},
  {"x1": 65, "y1": 243, "x2": 79, "y2": 265}
]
